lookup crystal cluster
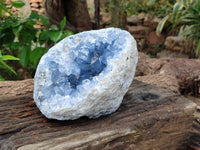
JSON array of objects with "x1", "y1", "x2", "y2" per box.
[{"x1": 34, "y1": 28, "x2": 138, "y2": 120}]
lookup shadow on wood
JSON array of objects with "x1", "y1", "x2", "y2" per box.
[{"x1": 0, "y1": 80, "x2": 196, "y2": 150}]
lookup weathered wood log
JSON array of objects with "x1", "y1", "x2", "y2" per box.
[
  {"x1": 0, "y1": 79, "x2": 196, "y2": 150},
  {"x1": 0, "y1": 79, "x2": 33, "y2": 98},
  {"x1": 188, "y1": 97, "x2": 200, "y2": 150}
]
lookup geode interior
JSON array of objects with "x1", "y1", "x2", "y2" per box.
[{"x1": 34, "y1": 28, "x2": 138, "y2": 120}]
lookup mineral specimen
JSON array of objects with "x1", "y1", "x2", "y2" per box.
[{"x1": 34, "y1": 28, "x2": 138, "y2": 120}]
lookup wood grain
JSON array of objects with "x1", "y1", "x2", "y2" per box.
[{"x1": 0, "y1": 80, "x2": 197, "y2": 150}]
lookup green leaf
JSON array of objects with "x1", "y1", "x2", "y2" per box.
[
  {"x1": 196, "y1": 39, "x2": 200, "y2": 56},
  {"x1": 60, "y1": 17, "x2": 66, "y2": 31},
  {"x1": 0, "y1": 33, "x2": 5, "y2": 39},
  {"x1": 20, "y1": 46, "x2": 30, "y2": 67},
  {"x1": 1, "y1": 28, "x2": 15, "y2": 45},
  {"x1": 0, "y1": 2, "x2": 8, "y2": 12},
  {"x1": 12, "y1": 1, "x2": 25, "y2": 8},
  {"x1": 0, "y1": 60, "x2": 17, "y2": 76},
  {"x1": 30, "y1": 47, "x2": 43, "y2": 63},
  {"x1": 0, "y1": 75, "x2": 5, "y2": 81},
  {"x1": 2, "y1": 55, "x2": 20, "y2": 61},
  {"x1": 61, "y1": 30, "x2": 73, "y2": 39},
  {"x1": 39, "y1": 30, "x2": 51, "y2": 45},
  {"x1": 19, "y1": 24, "x2": 37, "y2": 44},
  {"x1": 50, "y1": 25, "x2": 59, "y2": 31},
  {"x1": 29, "y1": 47, "x2": 48, "y2": 70},
  {"x1": 184, "y1": 0, "x2": 193, "y2": 7},
  {"x1": 13, "y1": 25, "x2": 23, "y2": 35},
  {"x1": 11, "y1": 42, "x2": 20, "y2": 50},
  {"x1": 156, "y1": 15, "x2": 169, "y2": 34},
  {"x1": 39, "y1": 15, "x2": 49, "y2": 27},
  {"x1": 29, "y1": 11, "x2": 39, "y2": 20},
  {"x1": 12, "y1": 20, "x2": 26, "y2": 27},
  {"x1": 1, "y1": 19, "x2": 12, "y2": 29},
  {"x1": 39, "y1": 30, "x2": 50, "y2": 40},
  {"x1": 172, "y1": 2, "x2": 184, "y2": 22},
  {"x1": 50, "y1": 31, "x2": 63, "y2": 43}
]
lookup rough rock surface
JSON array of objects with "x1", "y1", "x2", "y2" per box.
[
  {"x1": 135, "y1": 52, "x2": 200, "y2": 96},
  {"x1": 127, "y1": 15, "x2": 141, "y2": 25},
  {"x1": 34, "y1": 28, "x2": 138, "y2": 120}
]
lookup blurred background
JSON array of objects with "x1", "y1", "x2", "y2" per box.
[{"x1": 0, "y1": 0, "x2": 199, "y2": 80}]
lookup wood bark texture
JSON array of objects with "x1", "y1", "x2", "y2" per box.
[
  {"x1": 188, "y1": 97, "x2": 200, "y2": 150},
  {"x1": 0, "y1": 79, "x2": 196, "y2": 150},
  {"x1": 94, "y1": 0, "x2": 100, "y2": 29},
  {"x1": 111, "y1": 0, "x2": 127, "y2": 29},
  {"x1": 44, "y1": 0, "x2": 92, "y2": 33}
]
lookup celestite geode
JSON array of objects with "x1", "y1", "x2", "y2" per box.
[{"x1": 34, "y1": 28, "x2": 138, "y2": 120}]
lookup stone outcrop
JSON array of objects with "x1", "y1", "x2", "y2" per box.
[{"x1": 136, "y1": 52, "x2": 200, "y2": 96}]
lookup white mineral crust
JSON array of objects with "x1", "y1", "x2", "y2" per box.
[{"x1": 34, "y1": 28, "x2": 138, "y2": 120}]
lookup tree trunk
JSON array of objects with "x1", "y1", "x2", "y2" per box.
[
  {"x1": 94, "y1": 0, "x2": 100, "y2": 29},
  {"x1": 44, "y1": 0, "x2": 92, "y2": 33},
  {"x1": 63, "y1": 0, "x2": 92, "y2": 32},
  {"x1": 111, "y1": 0, "x2": 127, "y2": 29}
]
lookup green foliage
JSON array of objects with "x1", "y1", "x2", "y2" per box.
[
  {"x1": 0, "y1": 0, "x2": 73, "y2": 80},
  {"x1": 127, "y1": 0, "x2": 175, "y2": 17},
  {"x1": 123, "y1": 0, "x2": 139, "y2": 16},
  {"x1": 0, "y1": 1, "x2": 9, "y2": 17},
  {"x1": 181, "y1": 0, "x2": 200, "y2": 56},
  {"x1": 156, "y1": 0, "x2": 194, "y2": 33},
  {"x1": 101, "y1": 0, "x2": 175, "y2": 17},
  {"x1": 12, "y1": 1, "x2": 25, "y2": 8},
  {"x1": 172, "y1": 2, "x2": 184, "y2": 22},
  {"x1": 156, "y1": 15, "x2": 170, "y2": 34},
  {"x1": 156, "y1": 0, "x2": 200, "y2": 57},
  {"x1": 0, "y1": 50, "x2": 19, "y2": 81},
  {"x1": 39, "y1": 15, "x2": 49, "y2": 27},
  {"x1": 60, "y1": 16, "x2": 66, "y2": 31},
  {"x1": 101, "y1": 0, "x2": 176, "y2": 19},
  {"x1": 144, "y1": 0, "x2": 175, "y2": 18}
]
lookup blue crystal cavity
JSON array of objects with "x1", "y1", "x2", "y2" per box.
[
  {"x1": 36, "y1": 29, "x2": 127, "y2": 95},
  {"x1": 34, "y1": 28, "x2": 138, "y2": 120}
]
